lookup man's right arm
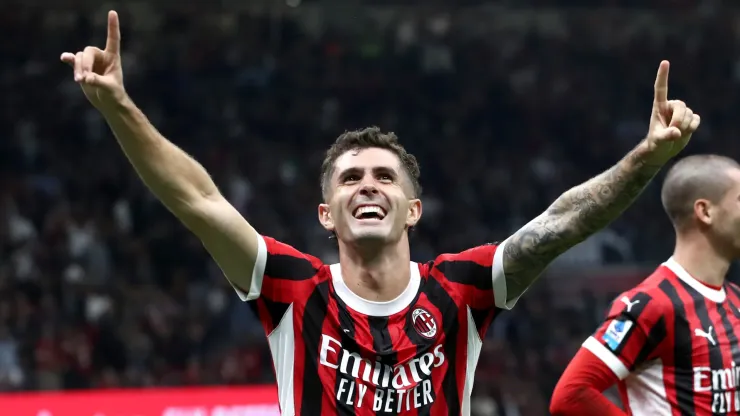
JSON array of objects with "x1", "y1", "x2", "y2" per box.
[
  {"x1": 101, "y1": 96, "x2": 261, "y2": 291},
  {"x1": 63, "y1": 11, "x2": 262, "y2": 293},
  {"x1": 550, "y1": 290, "x2": 667, "y2": 415},
  {"x1": 550, "y1": 347, "x2": 627, "y2": 415}
]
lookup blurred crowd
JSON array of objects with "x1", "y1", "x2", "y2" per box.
[{"x1": 1, "y1": 2, "x2": 740, "y2": 415}]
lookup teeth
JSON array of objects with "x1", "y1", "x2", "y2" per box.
[{"x1": 354, "y1": 206, "x2": 386, "y2": 219}]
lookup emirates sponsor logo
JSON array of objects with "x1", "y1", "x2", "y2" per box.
[
  {"x1": 319, "y1": 334, "x2": 445, "y2": 411},
  {"x1": 693, "y1": 364, "x2": 740, "y2": 413}
]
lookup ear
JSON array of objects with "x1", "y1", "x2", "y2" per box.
[
  {"x1": 318, "y1": 203, "x2": 335, "y2": 232},
  {"x1": 694, "y1": 199, "x2": 713, "y2": 226},
  {"x1": 406, "y1": 199, "x2": 422, "y2": 228}
]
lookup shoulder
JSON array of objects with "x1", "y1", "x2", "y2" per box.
[
  {"x1": 431, "y1": 243, "x2": 498, "y2": 267},
  {"x1": 424, "y1": 244, "x2": 498, "y2": 285},
  {"x1": 726, "y1": 281, "x2": 740, "y2": 295},
  {"x1": 606, "y1": 269, "x2": 677, "y2": 324},
  {"x1": 262, "y1": 236, "x2": 326, "y2": 280}
]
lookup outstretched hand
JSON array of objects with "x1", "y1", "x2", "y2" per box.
[
  {"x1": 60, "y1": 11, "x2": 125, "y2": 109},
  {"x1": 644, "y1": 61, "x2": 701, "y2": 165}
]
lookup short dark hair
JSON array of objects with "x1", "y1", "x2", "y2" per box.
[
  {"x1": 661, "y1": 154, "x2": 740, "y2": 228},
  {"x1": 320, "y1": 127, "x2": 421, "y2": 200}
]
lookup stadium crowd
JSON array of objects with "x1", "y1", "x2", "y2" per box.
[{"x1": 0, "y1": 2, "x2": 738, "y2": 415}]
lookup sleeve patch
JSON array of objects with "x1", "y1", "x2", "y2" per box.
[{"x1": 602, "y1": 318, "x2": 634, "y2": 352}]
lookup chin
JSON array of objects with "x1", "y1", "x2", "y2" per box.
[
  {"x1": 351, "y1": 230, "x2": 392, "y2": 243},
  {"x1": 344, "y1": 225, "x2": 395, "y2": 244}
]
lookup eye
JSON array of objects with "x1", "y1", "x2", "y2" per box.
[
  {"x1": 343, "y1": 175, "x2": 360, "y2": 183},
  {"x1": 378, "y1": 174, "x2": 393, "y2": 183}
]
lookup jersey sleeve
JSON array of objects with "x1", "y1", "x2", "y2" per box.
[
  {"x1": 430, "y1": 238, "x2": 521, "y2": 312},
  {"x1": 550, "y1": 347, "x2": 627, "y2": 416},
  {"x1": 228, "y1": 235, "x2": 323, "y2": 333},
  {"x1": 582, "y1": 290, "x2": 668, "y2": 380}
]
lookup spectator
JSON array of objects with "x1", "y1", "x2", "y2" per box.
[{"x1": 0, "y1": 3, "x2": 735, "y2": 415}]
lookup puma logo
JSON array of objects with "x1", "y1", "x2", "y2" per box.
[
  {"x1": 694, "y1": 326, "x2": 716, "y2": 346},
  {"x1": 620, "y1": 296, "x2": 640, "y2": 313}
]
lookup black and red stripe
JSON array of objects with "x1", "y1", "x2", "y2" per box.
[
  {"x1": 299, "y1": 280, "x2": 332, "y2": 415},
  {"x1": 251, "y1": 238, "x2": 506, "y2": 415}
]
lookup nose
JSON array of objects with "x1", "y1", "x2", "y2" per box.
[{"x1": 359, "y1": 183, "x2": 379, "y2": 196}]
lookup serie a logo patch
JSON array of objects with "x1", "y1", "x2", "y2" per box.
[{"x1": 602, "y1": 318, "x2": 633, "y2": 351}]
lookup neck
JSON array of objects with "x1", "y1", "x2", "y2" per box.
[
  {"x1": 337, "y1": 237, "x2": 411, "y2": 302},
  {"x1": 673, "y1": 231, "x2": 730, "y2": 287}
]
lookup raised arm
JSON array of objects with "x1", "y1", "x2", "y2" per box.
[
  {"x1": 61, "y1": 11, "x2": 260, "y2": 290},
  {"x1": 501, "y1": 61, "x2": 701, "y2": 301}
]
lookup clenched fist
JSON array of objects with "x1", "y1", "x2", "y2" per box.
[
  {"x1": 61, "y1": 11, "x2": 125, "y2": 110},
  {"x1": 643, "y1": 60, "x2": 701, "y2": 165}
]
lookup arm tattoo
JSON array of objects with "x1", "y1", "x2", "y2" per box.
[{"x1": 502, "y1": 141, "x2": 662, "y2": 301}]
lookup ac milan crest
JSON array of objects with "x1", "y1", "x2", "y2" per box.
[{"x1": 411, "y1": 308, "x2": 437, "y2": 339}]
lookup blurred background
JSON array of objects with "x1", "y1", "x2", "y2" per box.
[{"x1": 1, "y1": 0, "x2": 739, "y2": 415}]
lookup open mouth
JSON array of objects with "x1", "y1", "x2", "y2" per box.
[{"x1": 353, "y1": 205, "x2": 387, "y2": 221}]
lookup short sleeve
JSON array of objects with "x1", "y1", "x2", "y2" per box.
[
  {"x1": 431, "y1": 238, "x2": 521, "y2": 311},
  {"x1": 229, "y1": 235, "x2": 321, "y2": 302},
  {"x1": 228, "y1": 235, "x2": 323, "y2": 334},
  {"x1": 583, "y1": 290, "x2": 668, "y2": 380}
]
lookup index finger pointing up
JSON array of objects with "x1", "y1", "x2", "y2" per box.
[
  {"x1": 654, "y1": 60, "x2": 670, "y2": 103},
  {"x1": 105, "y1": 10, "x2": 121, "y2": 55}
]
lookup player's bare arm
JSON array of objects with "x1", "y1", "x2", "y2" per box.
[
  {"x1": 60, "y1": 11, "x2": 260, "y2": 289},
  {"x1": 502, "y1": 61, "x2": 701, "y2": 301}
]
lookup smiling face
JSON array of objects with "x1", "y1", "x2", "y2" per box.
[{"x1": 318, "y1": 147, "x2": 422, "y2": 247}]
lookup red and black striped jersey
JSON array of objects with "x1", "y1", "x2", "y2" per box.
[
  {"x1": 584, "y1": 258, "x2": 740, "y2": 415},
  {"x1": 229, "y1": 235, "x2": 523, "y2": 416}
]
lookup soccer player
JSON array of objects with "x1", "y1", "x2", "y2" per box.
[
  {"x1": 62, "y1": 11, "x2": 701, "y2": 416},
  {"x1": 550, "y1": 155, "x2": 740, "y2": 416}
]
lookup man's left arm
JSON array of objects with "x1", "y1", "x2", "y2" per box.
[
  {"x1": 501, "y1": 143, "x2": 660, "y2": 300},
  {"x1": 500, "y1": 60, "x2": 701, "y2": 302}
]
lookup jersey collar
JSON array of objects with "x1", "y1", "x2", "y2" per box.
[
  {"x1": 329, "y1": 262, "x2": 421, "y2": 316},
  {"x1": 663, "y1": 257, "x2": 726, "y2": 303}
]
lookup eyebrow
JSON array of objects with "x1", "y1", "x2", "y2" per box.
[{"x1": 336, "y1": 166, "x2": 399, "y2": 179}]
